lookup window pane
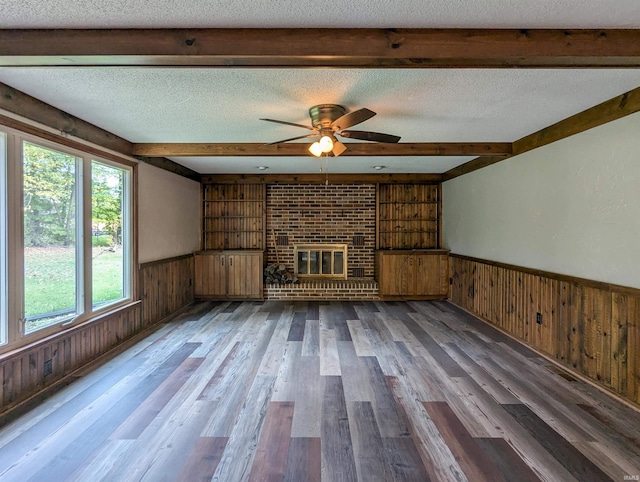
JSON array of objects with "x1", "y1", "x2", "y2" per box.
[
  {"x1": 0, "y1": 132, "x2": 6, "y2": 344},
  {"x1": 297, "y1": 251, "x2": 308, "y2": 274},
  {"x1": 92, "y1": 161, "x2": 128, "y2": 309},
  {"x1": 23, "y1": 142, "x2": 80, "y2": 333},
  {"x1": 334, "y1": 251, "x2": 344, "y2": 275},
  {"x1": 321, "y1": 251, "x2": 332, "y2": 274},
  {"x1": 309, "y1": 251, "x2": 320, "y2": 274}
]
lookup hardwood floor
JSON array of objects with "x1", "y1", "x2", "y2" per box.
[{"x1": 0, "y1": 300, "x2": 638, "y2": 481}]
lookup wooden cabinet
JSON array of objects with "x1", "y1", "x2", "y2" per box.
[
  {"x1": 195, "y1": 250, "x2": 263, "y2": 300},
  {"x1": 377, "y1": 250, "x2": 449, "y2": 299}
]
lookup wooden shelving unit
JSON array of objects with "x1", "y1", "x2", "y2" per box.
[
  {"x1": 377, "y1": 184, "x2": 441, "y2": 249},
  {"x1": 202, "y1": 183, "x2": 265, "y2": 250}
]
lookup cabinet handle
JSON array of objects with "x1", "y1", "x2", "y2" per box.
[
  {"x1": 221, "y1": 257, "x2": 224, "y2": 266},
  {"x1": 229, "y1": 257, "x2": 233, "y2": 266},
  {"x1": 418, "y1": 257, "x2": 421, "y2": 266}
]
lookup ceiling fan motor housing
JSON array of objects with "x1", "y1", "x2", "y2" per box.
[{"x1": 309, "y1": 104, "x2": 347, "y2": 129}]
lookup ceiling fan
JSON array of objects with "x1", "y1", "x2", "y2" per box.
[{"x1": 260, "y1": 104, "x2": 401, "y2": 157}]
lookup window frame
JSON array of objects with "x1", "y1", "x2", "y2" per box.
[
  {"x1": 90, "y1": 158, "x2": 133, "y2": 312},
  {"x1": 0, "y1": 132, "x2": 7, "y2": 345},
  {"x1": 21, "y1": 140, "x2": 84, "y2": 334},
  {"x1": 0, "y1": 123, "x2": 136, "y2": 352}
]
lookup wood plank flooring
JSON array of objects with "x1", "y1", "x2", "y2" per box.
[{"x1": 0, "y1": 300, "x2": 639, "y2": 482}]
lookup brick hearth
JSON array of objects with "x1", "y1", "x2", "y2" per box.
[{"x1": 264, "y1": 280, "x2": 379, "y2": 300}]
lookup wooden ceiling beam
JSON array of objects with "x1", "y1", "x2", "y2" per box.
[
  {"x1": 443, "y1": 85, "x2": 640, "y2": 181},
  {"x1": 131, "y1": 142, "x2": 511, "y2": 157},
  {"x1": 0, "y1": 82, "x2": 201, "y2": 182},
  {"x1": 200, "y1": 173, "x2": 443, "y2": 184},
  {"x1": 0, "y1": 82, "x2": 132, "y2": 154},
  {"x1": 2, "y1": 29, "x2": 640, "y2": 67}
]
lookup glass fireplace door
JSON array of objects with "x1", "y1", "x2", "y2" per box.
[{"x1": 294, "y1": 244, "x2": 347, "y2": 280}]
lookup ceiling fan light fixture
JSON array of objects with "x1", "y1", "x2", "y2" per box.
[
  {"x1": 319, "y1": 135, "x2": 333, "y2": 153},
  {"x1": 262, "y1": 104, "x2": 399, "y2": 159},
  {"x1": 309, "y1": 141, "x2": 323, "y2": 157}
]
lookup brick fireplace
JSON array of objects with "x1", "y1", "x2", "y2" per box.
[{"x1": 265, "y1": 183, "x2": 378, "y2": 299}]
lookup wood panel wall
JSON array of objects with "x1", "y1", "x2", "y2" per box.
[
  {"x1": 377, "y1": 184, "x2": 441, "y2": 249},
  {"x1": 0, "y1": 302, "x2": 142, "y2": 415},
  {"x1": 1, "y1": 254, "x2": 195, "y2": 417},
  {"x1": 140, "y1": 254, "x2": 195, "y2": 324},
  {"x1": 450, "y1": 254, "x2": 640, "y2": 406}
]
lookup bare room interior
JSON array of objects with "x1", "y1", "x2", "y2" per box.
[{"x1": 0, "y1": 1, "x2": 639, "y2": 481}]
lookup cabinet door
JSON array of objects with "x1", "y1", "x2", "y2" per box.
[
  {"x1": 380, "y1": 253, "x2": 415, "y2": 296},
  {"x1": 227, "y1": 252, "x2": 263, "y2": 298},
  {"x1": 195, "y1": 254, "x2": 226, "y2": 297},
  {"x1": 379, "y1": 254, "x2": 399, "y2": 295},
  {"x1": 415, "y1": 254, "x2": 449, "y2": 296}
]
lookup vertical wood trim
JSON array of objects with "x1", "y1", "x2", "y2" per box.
[
  {"x1": 131, "y1": 163, "x2": 140, "y2": 302},
  {"x1": 437, "y1": 183, "x2": 442, "y2": 249},
  {"x1": 449, "y1": 255, "x2": 640, "y2": 407},
  {"x1": 375, "y1": 183, "x2": 380, "y2": 251},
  {"x1": 262, "y1": 182, "x2": 267, "y2": 252}
]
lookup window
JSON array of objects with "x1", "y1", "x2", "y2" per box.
[
  {"x1": 0, "y1": 132, "x2": 7, "y2": 345},
  {"x1": 0, "y1": 125, "x2": 134, "y2": 349},
  {"x1": 91, "y1": 160, "x2": 131, "y2": 309},
  {"x1": 23, "y1": 142, "x2": 81, "y2": 332}
]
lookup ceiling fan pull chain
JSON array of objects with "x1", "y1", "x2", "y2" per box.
[{"x1": 325, "y1": 153, "x2": 329, "y2": 185}]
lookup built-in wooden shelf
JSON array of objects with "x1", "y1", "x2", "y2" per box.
[
  {"x1": 202, "y1": 183, "x2": 266, "y2": 251},
  {"x1": 377, "y1": 184, "x2": 441, "y2": 250}
]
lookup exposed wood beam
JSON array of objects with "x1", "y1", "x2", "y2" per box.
[
  {"x1": 0, "y1": 82, "x2": 131, "y2": 154},
  {"x1": 0, "y1": 113, "x2": 138, "y2": 168},
  {"x1": 134, "y1": 156, "x2": 201, "y2": 182},
  {"x1": 2, "y1": 29, "x2": 640, "y2": 68},
  {"x1": 0, "y1": 82, "x2": 200, "y2": 182},
  {"x1": 442, "y1": 85, "x2": 640, "y2": 181},
  {"x1": 200, "y1": 173, "x2": 443, "y2": 184},
  {"x1": 131, "y1": 142, "x2": 511, "y2": 157}
]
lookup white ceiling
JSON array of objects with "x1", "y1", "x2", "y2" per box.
[
  {"x1": 1, "y1": 1, "x2": 640, "y2": 174},
  {"x1": 3, "y1": 0, "x2": 640, "y2": 28}
]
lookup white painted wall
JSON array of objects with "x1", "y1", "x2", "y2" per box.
[
  {"x1": 138, "y1": 163, "x2": 200, "y2": 263},
  {"x1": 443, "y1": 111, "x2": 640, "y2": 289}
]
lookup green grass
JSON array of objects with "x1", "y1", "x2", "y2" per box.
[
  {"x1": 24, "y1": 247, "x2": 124, "y2": 331},
  {"x1": 92, "y1": 234, "x2": 113, "y2": 247},
  {"x1": 93, "y1": 248, "x2": 124, "y2": 306}
]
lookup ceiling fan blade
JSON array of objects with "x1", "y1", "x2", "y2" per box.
[
  {"x1": 260, "y1": 118, "x2": 317, "y2": 131},
  {"x1": 339, "y1": 130, "x2": 401, "y2": 143},
  {"x1": 332, "y1": 140, "x2": 347, "y2": 157},
  {"x1": 266, "y1": 133, "x2": 319, "y2": 145},
  {"x1": 331, "y1": 108, "x2": 376, "y2": 130}
]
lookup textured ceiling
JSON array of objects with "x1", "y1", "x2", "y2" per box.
[
  {"x1": 3, "y1": 0, "x2": 640, "y2": 28},
  {"x1": 1, "y1": 1, "x2": 640, "y2": 174}
]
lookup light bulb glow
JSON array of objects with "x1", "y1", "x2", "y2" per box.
[
  {"x1": 319, "y1": 135, "x2": 333, "y2": 153},
  {"x1": 308, "y1": 141, "x2": 323, "y2": 157}
]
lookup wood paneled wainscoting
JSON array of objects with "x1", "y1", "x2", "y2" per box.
[
  {"x1": 0, "y1": 302, "x2": 142, "y2": 418},
  {"x1": 140, "y1": 254, "x2": 195, "y2": 323},
  {"x1": 450, "y1": 254, "x2": 640, "y2": 407},
  {"x1": 0, "y1": 254, "x2": 195, "y2": 419}
]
